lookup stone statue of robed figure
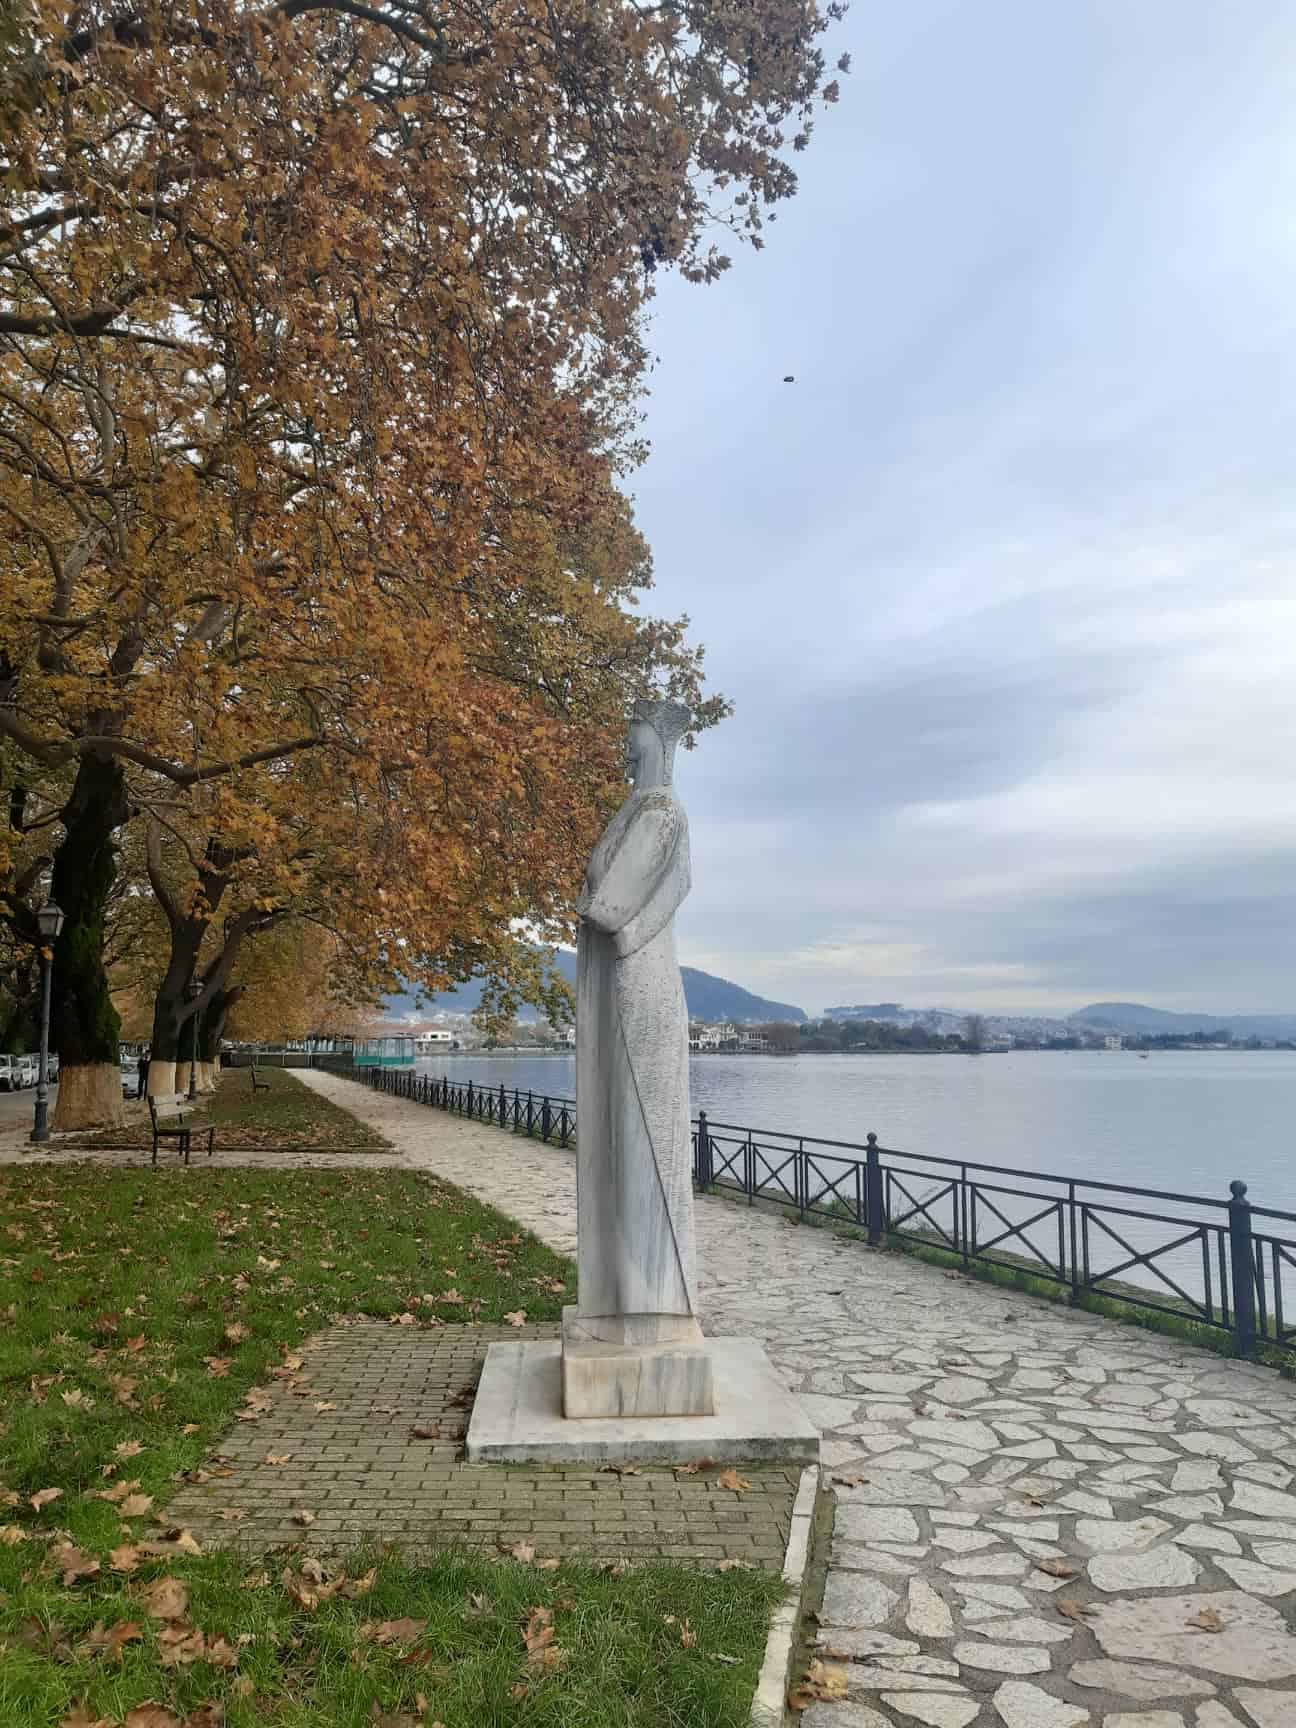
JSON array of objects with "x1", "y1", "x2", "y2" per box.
[{"x1": 564, "y1": 698, "x2": 715, "y2": 1418}]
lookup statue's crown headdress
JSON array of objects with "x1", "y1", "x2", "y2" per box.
[{"x1": 632, "y1": 698, "x2": 691, "y2": 746}]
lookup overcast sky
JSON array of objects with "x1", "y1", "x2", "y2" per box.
[{"x1": 632, "y1": 1, "x2": 1296, "y2": 1019}]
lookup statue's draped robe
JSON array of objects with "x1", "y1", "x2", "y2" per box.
[{"x1": 575, "y1": 787, "x2": 696, "y2": 1333}]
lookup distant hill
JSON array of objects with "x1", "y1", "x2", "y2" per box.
[
  {"x1": 384, "y1": 954, "x2": 805, "y2": 1025},
  {"x1": 1070, "y1": 1001, "x2": 1296, "y2": 1039}
]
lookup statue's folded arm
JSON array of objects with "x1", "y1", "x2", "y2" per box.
[{"x1": 577, "y1": 797, "x2": 682, "y2": 937}]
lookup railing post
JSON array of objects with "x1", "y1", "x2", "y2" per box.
[
  {"x1": 541, "y1": 1097, "x2": 551, "y2": 1143},
  {"x1": 1068, "y1": 1180, "x2": 1080, "y2": 1301},
  {"x1": 466, "y1": 1079, "x2": 474, "y2": 1120},
  {"x1": 697, "y1": 1110, "x2": 710, "y2": 1188},
  {"x1": 526, "y1": 1091, "x2": 534, "y2": 1137},
  {"x1": 1229, "y1": 1179, "x2": 1257, "y2": 1357},
  {"x1": 866, "y1": 1133, "x2": 884, "y2": 1247}
]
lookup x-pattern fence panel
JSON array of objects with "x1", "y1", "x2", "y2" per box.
[{"x1": 364, "y1": 1069, "x2": 1296, "y2": 1361}]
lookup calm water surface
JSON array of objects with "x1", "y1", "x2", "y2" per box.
[{"x1": 418, "y1": 1049, "x2": 1296, "y2": 1211}]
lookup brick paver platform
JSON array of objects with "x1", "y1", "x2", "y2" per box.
[{"x1": 168, "y1": 1318, "x2": 798, "y2": 1568}]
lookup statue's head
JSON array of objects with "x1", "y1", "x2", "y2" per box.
[{"x1": 627, "y1": 698, "x2": 691, "y2": 789}]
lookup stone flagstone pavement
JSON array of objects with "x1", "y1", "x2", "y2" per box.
[
  {"x1": 294, "y1": 1072, "x2": 1296, "y2": 1728},
  {"x1": 12, "y1": 1072, "x2": 1294, "y2": 1727}
]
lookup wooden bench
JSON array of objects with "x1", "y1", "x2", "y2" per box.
[
  {"x1": 250, "y1": 1066, "x2": 271, "y2": 1094},
  {"x1": 147, "y1": 1094, "x2": 215, "y2": 1167}
]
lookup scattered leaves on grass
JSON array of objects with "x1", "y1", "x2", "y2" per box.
[
  {"x1": 503, "y1": 1309, "x2": 527, "y2": 1327},
  {"x1": 1189, "y1": 1607, "x2": 1223, "y2": 1632},
  {"x1": 224, "y1": 1322, "x2": 249, "y2": 1344},
  {"x1": 141, "y1": 1526, "x2": 204, "y2": 1558},
  {"x1": 716, "y1": 1558, "x2": 754, "y2": 1572},
  {"x1": 115, "y1": 1439, "x2": 145, "y2": 1459},
  {"x1": 30, "y1": 1486, "x2": 62, "y2": 1510},
  {"x1": 59, "y1": 1708, "x2": 113, "y2": 1728},
  {"x1": 0, "y1": 1523, "x2": 26, "y2": 1544},
  {"x1": 109, "y1": 1543, "x2": 142, "y2": 1573},
  {"x1": 709, "y1": 1652, "x2": 740, "y2": 1665},
  {"x1": 788, "y1": 1660, "x2": 849, "y2": 1710},
  {"x1": 1036, "y1": 1557, "x2": 1076, "y2": 1578},
  {"x1": 717, "y1": 1469, "x2": 751, "y2": 1494},
  {"x1": 204, "y1": 1357, "x2": 232, "y2": 1378},
  {"x1": 508, "y1": 1540, "x2": 535, "y2": 1564},
  {"x1": 123, "y1": 1703, "x2": 183, "y2": 1728},
  {"x1": 119, "y1": 1492, "x2": 155, "y2": 1517}
]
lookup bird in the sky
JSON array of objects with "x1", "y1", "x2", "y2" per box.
[{"x1": 783, "y1": 374, "x2": 795, "y2": 383}]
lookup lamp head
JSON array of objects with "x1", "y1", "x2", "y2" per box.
[{"x1": 36, "y1": 900, "x2": 64, "y2": 941}]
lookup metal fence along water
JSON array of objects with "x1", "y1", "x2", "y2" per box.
[{"x1": 363, "y1": 1067, "x2": 1296, "y2": 1361}]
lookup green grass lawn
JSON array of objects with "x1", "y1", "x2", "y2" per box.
[
  {"x1": 0, "y1": 1165, "x2": 779, "y2": 1726},
  {"x1": 69, "y1": 1066, "x2": 388, "y2": 1152}
]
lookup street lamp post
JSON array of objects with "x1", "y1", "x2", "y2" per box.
[
  {"x1": 30, "y1": 899, "x2": 65, "y2": 1145},
  {"x1": 187, "y1": 980, "x2": 202, "y2": 1102}
]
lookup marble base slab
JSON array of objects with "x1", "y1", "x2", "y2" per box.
[
  {"x1": 562, "y1": 1307, "x2": 715, "y2": 1418},
  {"x1": 465, "y1": 1336, "x2": 821, "y2": 1465}
]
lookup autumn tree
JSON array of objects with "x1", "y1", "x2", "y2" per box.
[{"x1": 0, "y1": 0, "x2": 844, "y2": 1125}]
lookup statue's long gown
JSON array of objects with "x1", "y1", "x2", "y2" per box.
[{"x1": 575, "y1": 786, "x2": 697, "y2": 1333}]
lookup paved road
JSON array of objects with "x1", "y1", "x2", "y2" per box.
[
  {"x1": 0, "y1": 1080, "x2": 52, "y2": 1132},
  {"x1": 296, "y1": 1068, "x2": 1296, "y2": 1728}
]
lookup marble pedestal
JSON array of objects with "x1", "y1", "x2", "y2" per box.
[
  {"x1": 561, "y1": 1307, "x2": 715, "y2": 1419},
  {"x1": 465, "y1": 1336, "x2": 820, "y2": 1465}
]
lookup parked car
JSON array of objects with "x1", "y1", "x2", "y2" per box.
[
  {"x1": 121, "y1": 1057, "x2": 141, "y2": 1100},
  {"x1": 0, "y1": 1055, "x2": 20, "y2": 1091},
  {"x1": 45, "y1": 1052, "x2": 58, "y2": 1083}
]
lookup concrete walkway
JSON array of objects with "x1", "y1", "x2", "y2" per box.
[{"x1": 292, "y1": 1070, "x2": 1296, "y2": 1728}]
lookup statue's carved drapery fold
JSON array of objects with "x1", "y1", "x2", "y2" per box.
[{"x1": 571, "y1": 701, "x2": 707, "y2": 1402}]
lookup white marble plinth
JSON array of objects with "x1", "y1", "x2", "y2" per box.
[
  {"x1": 562, "y1": 1306, "x2": 715, "y2": 1418},
  {"x1": 465, "y1": 1336, "x2": 821, "y2": 1465}
]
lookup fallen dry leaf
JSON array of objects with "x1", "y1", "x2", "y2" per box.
[
  {"x1": 53, "y1": 1543, "x2": 101, "y2": 1586},
  {"x1": 81, "y1": 1618, "x2": 144, "y2": 1661},
  {"x1": 30, "y1": 1487, "x2": 63, "y2": 1511},
  {"x1": 788, "y1": 1659, "x2": 849, "y2": 1711},
  {"x1": 263, "y1": 1454, "x2": 292, "y2": 1466},
  {"x1": 313, "y1": 1401, "x2": 337, "y2": 1413},
  {"x1": 58, "y1": 1709, "x2": 113, "y2": 1728},
  {"x1": 115, "y1": 1439, "x2": 145, "y2": 1459},
  {"x1": 119, "y1": 1493, "x2": 154, "y2": 1518},
  {"x1": 158, "y1": 1622, "x2": 207, "y2": 1668},
  {"x1": 716, "y1": 1558, "x2": 753, "y2": 1572},
  {"x1": 0, "y1": 1524, "x2": 26, "y2": 1545},
  {"x1": 1057, "y1": 1598, "x2": 1094, "y2": 1621},
  {"x1": 1036, "y1": 1557, "x2": 1077, "y2": 1579},
  {"x1": 709, "y1": 1652, "x2": 740, "y2": 1665},
  {"x1": 224, "y1": 1323, "x2": 249, "y2": 1344},
  {"x1": 1188, "y1": 1606, "x2": 1224, "y2": 1632},
  {"x1": 598, "y1": 1462, "x2": 640, "y2": 1476},
  {"x1": 109, "y1": 1543, "x2": 142, "y2": 1573},
  {"x1": 142, "y1": 1576, "x2": 190, "y2": 1621},
  {"x1": 204, "y1": 1357, "x2": 231, "y2": 1378},
  {"x1": 293, "y1": 1508, "x2": 316, "y2": 1526},
  {"x1": 358, "y1": 1617, "x2": 427, "y2": 1646},
  {"x1": 503, "y1": 1310, "x2": 526, "y2": 1327},
  {"x1": 123, "y1": 1705, "x2": 182, "y2": 1728},
  {"x1": 522, "y1": 1604, "x2": 566, "y2": 1673},
  {"x1": 673, "y1": 1457, "x2": 718, "y2": 1476},
  {"x1": 508, "y1": 1540, "x2": 535, "y2": 1564},
  {"x1": 717, "y1": 1469, "x2": 752, "y2": 1494}
]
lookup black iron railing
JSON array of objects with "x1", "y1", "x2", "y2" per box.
[{"x1": 362, "y1": 1066, "x2": 1296, "y2": 1361}]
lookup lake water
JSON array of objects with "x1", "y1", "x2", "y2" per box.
[{"x1": 417, "y1": 1048, "x2": 1296, "y2": 1211}]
